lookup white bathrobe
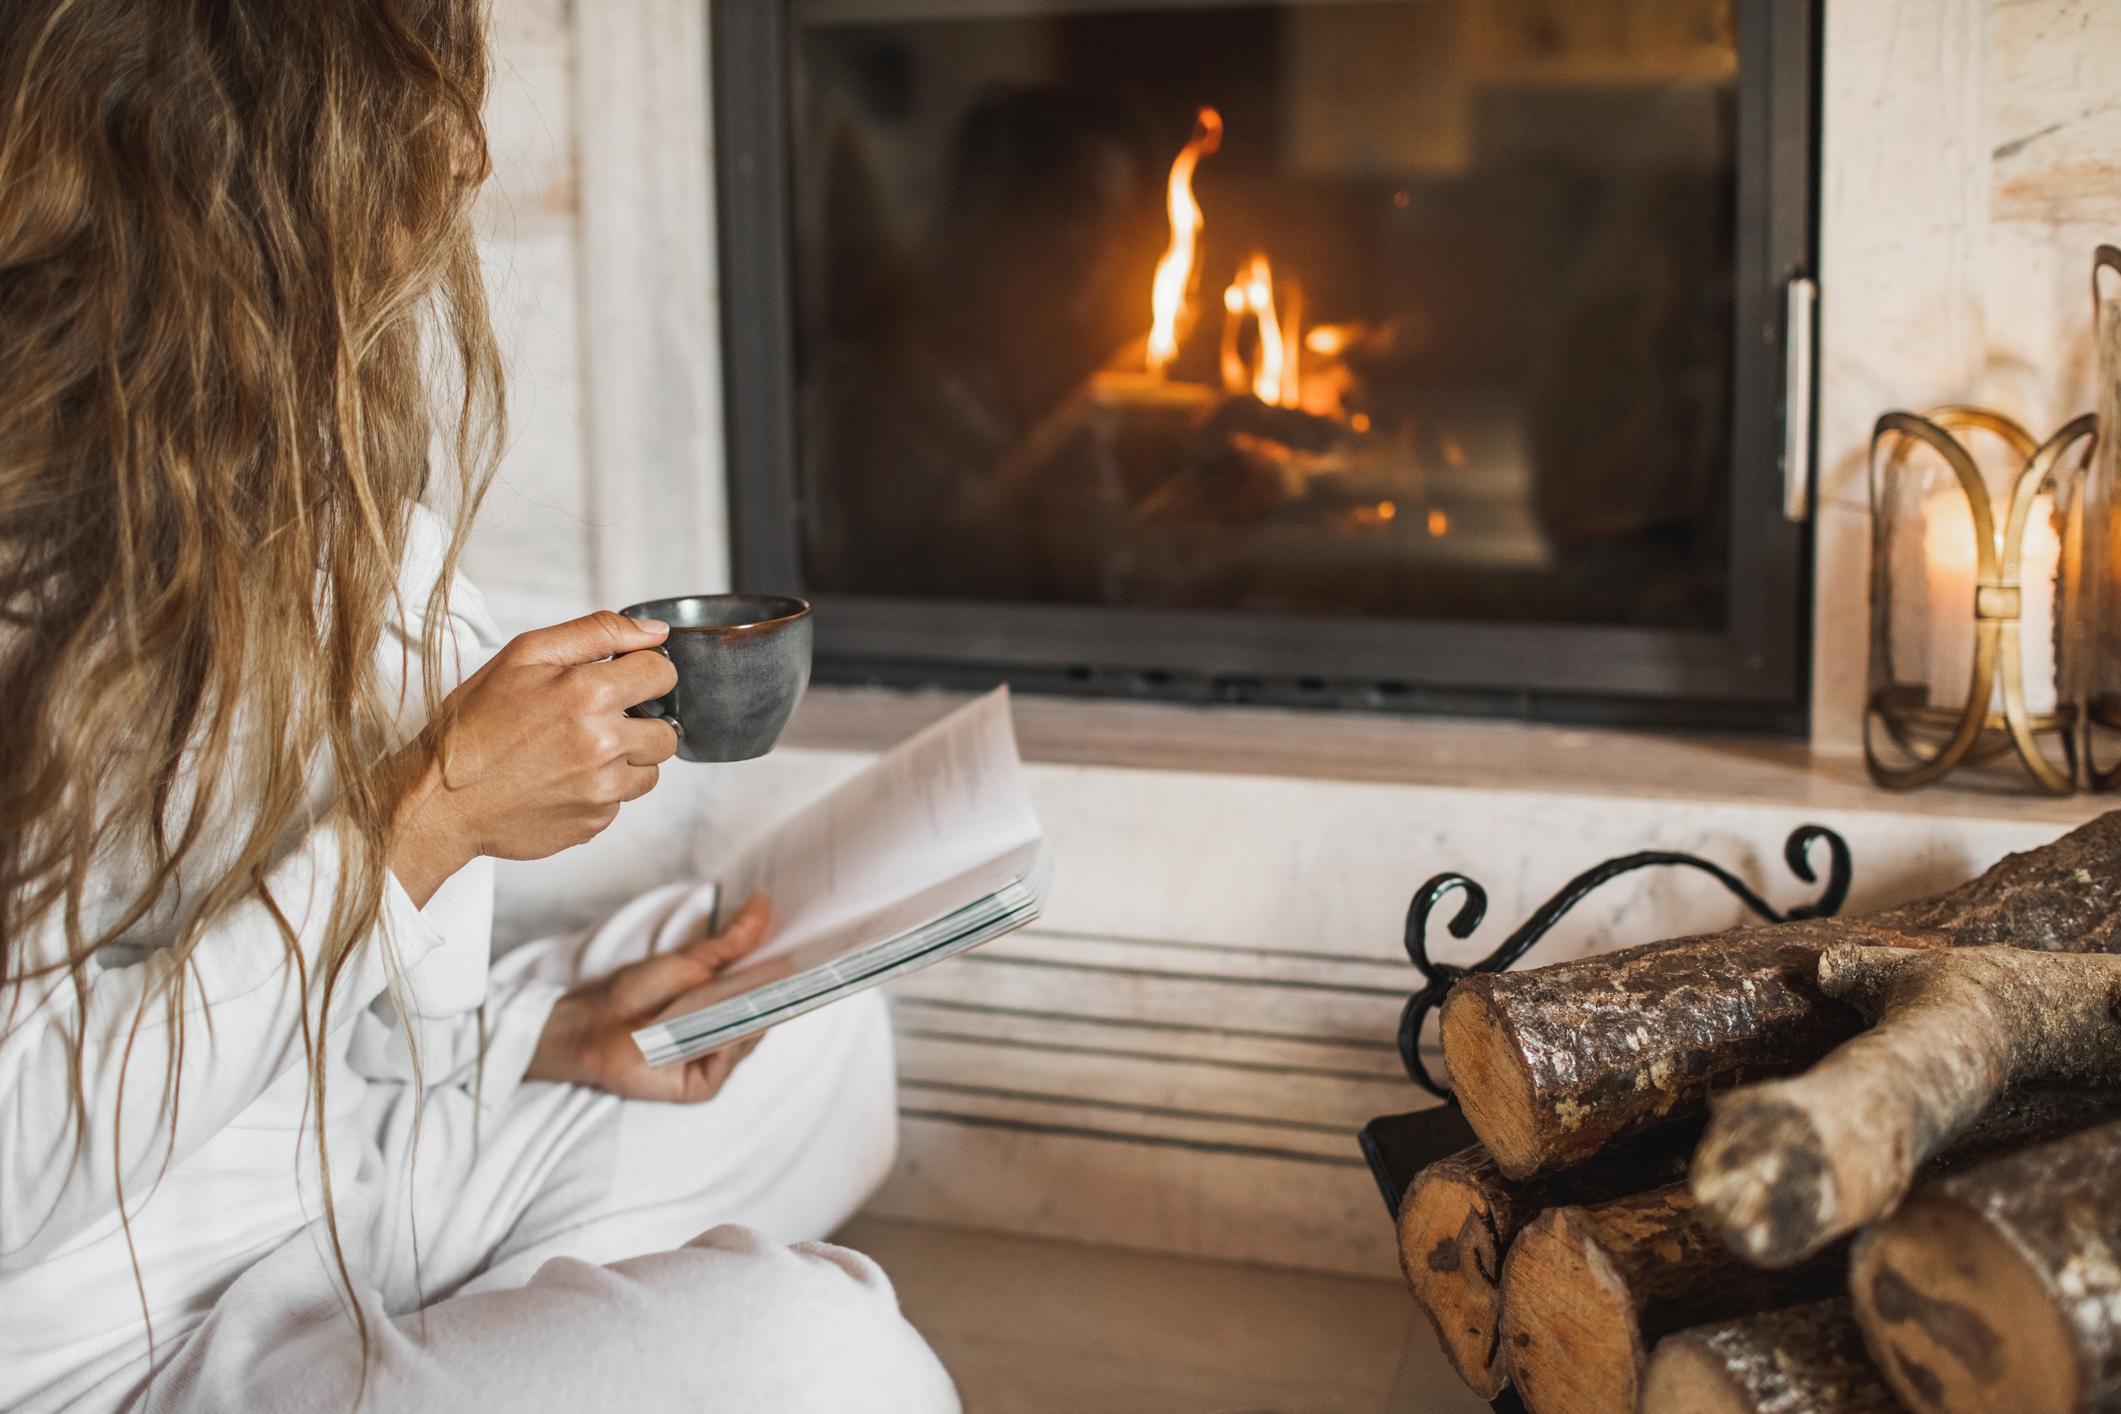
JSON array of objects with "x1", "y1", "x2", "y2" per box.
[{"x1": 0, "y1": 511, "x2": 958, "y2": 1413}]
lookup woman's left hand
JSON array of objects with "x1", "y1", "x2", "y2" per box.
[{"x1": 527, "y1": 894, "x2": 776, "y2": 1102}]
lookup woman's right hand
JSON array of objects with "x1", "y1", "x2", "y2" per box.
[{"x1": 389, "y1": 611, "x2": 681, "y2": 906}]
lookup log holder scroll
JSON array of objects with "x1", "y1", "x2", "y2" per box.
[{"x1": 1396, "y1": 825, "x2": 1855, "y2": 1099}]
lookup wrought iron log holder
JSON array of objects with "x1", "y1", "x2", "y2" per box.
[{"x1": 1396, "y1": 825, "x2": 1854, "y2": 1099}]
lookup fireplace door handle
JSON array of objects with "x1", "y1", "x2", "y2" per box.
[{"x1": 1781, "y1": 274, "x2": 1818, "y2": 523}]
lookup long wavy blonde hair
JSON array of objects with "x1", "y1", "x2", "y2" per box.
[{"x1": 0, "y1": 0, "x2": 503, "y2": 1337}]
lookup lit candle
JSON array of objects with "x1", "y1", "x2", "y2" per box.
[{"x1": 1922, "y1": 487, "x2": 2059, "y2": 714}]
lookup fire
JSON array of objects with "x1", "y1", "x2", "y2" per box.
[
  {"x1": 1146, "y1": 107, "x2": 1223, "y2": 377},
  {"x1": 1240, "y1": 254, "x2": 1285, "y2": 404},
  {"x1": 1305, "y1": 325, "x2": 1354, "y2": 357},
  {"x1": 1141, "y1": 109, "x2": 1325, "y2": 416},
  {"x1": 1222, "y1": 252, "x2": 1301, "y2": 408},
  {"x1": 1220, "y1": 282, "x2": 1248, "y2": 393}
]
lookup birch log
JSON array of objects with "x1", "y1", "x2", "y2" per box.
[
  {"x1": 1440, "y1": 811, "x2": 2121, "y2": 1177},
  {"x1": 1398, "y1": 1125, "x2": 1698, "y2": 1399},
  {"x1": 1851, "y1": 1118, "x2": 2121, "y2": 1414},
  {"x1": 1496, "y1": 1182, "x2": 1844, "y2": 1414},
  {"x1": 1693, "y1": 949, "x2": 2121, "y2": 1266},
  {"x1": 1641, "y1": 1298, "x2": 1902, "y2": 1414}
]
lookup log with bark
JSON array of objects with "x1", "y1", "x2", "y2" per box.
[
  {"x1": 1850, "y1": 1117, "x2": 2121, "y2": 1414},
  {"x1": 1461, "y1": 1094, "x2": 2118, "y2": 1412},
  {"x1": 1641, "y1": 1298, "x2": 1902, "y2": 1414},
  {"x1": 1693, "y1": 949, "x2": 2121, "y2": 1266},
  {"x1": 1397, "y1": 1124, "x2": 1699, "y2": 1399},
  {"x1": 1496, "y1": 1181, "x2": 1844, "y2": 1414},
  {"x1": 1439, "y1": 811, "x2": 2121, "y2": 1178}
]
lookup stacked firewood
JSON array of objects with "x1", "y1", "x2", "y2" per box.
[{"x1": 1393, "y1": 812, "x2": 2121, "y2": 1414}]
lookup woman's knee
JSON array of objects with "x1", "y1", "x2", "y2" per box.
[{"x1": 622, "y1": 1225, "x2": 959, "y2": 1413}]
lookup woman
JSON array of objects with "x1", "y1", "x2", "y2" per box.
[{"x1": 0, "y1": 4, "x2": 957, "y2": 1410}]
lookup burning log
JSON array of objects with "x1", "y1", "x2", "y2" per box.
[
  {"x1": 1851, "y1": 1118, "x2": 2121, "y2": 1414},
  {"x1": 1642, "y1": 1298, "x2": 1900, "y2": 1414},
  {"x1": 1439, "y1": 811, "x2": 2121, "y2": 1178},
  {"x1": 1693, "y1": 949, "x2": 2121, "y2": 1267},
  {"x1": 1496, "y1": 1182, "x2": 1843, "y2": 1414},
  {"x1": 1396, "y1": 1125, "x2": 1699, "y2": 1399}
]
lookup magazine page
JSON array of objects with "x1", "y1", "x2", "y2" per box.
[{"x1": 712, "y1": 686, "x2": 1042, "y2": 971}]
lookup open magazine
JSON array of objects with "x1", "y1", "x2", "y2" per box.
[{"x1": 632, "y1": 687, "x2": 1050, "y2": 1067}]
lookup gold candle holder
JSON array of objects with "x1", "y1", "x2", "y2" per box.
[
  {"x1": 1864, "y1": 406, "x2": 2096, "y2": 793},
  {"x1": 2085, "y1": 246, "x2": 2121, "y2": 789}
]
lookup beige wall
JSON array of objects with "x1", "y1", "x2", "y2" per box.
[
  {"x1": 466, "y1": 0, "x2": 592, "y2": 631},
  {"x1": 1812, "y1": 0, "x2": 2121, "y2": 754},
  {"x1": 469, "y1": 0, "x2": 724, "y2": 637}
]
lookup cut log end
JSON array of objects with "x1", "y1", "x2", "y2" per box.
[
  {"x1": 1439, "y1": 985, "x2": 1543, "y2": 1178},
  {"x1": 1397, "y1": 1166, "x2": 1509, "y2": 1398},
  {"x1": 1497, "y1": 1208, "x2": 1645, "y2": 1414},
  {"x1": 1851, "y1": 1197, "x2": 2080, "y2": 1414},
  {"x1": 1639, "y1": 1342, "x2": 1763, "y2": 1414},
  {"x1": 1691, "y1": 1091, "x2": 1836, "y2": 1267},
  {"x1": 1642, "y1": 1299, "x2": 1903, "y2": 1414}
]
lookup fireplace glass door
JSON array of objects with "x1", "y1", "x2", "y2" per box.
[{"x1": 719, "y1": 0, "x2": 1817, "y2": 726}]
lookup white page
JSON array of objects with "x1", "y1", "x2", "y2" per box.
[
  {"x1": 710, "y1": 686, "x2": 1043, "y2": 969},
  {"x1": 633, "y1": 847, "x2": 1049, "y2": 1066}
]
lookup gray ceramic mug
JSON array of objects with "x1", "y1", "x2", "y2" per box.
[{"x1": 618, "y1": 594, "x2": 812, "y2": 763}]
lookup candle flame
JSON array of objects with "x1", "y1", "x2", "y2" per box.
[{"x1": 1146, "y1": 107, "x2": 1223, "y2": 377}]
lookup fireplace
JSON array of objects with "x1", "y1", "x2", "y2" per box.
[{"x1": 715, "y1": 0, "x2": 1818, "y2": 730}]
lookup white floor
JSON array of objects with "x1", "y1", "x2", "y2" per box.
[{"x1": 833, "y1": 1217, "x2": 1491, "y2": 1414}]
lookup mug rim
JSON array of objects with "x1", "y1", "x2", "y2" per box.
[{"x1": 620, "y1": 593, "x2": 812, "y2": 634}]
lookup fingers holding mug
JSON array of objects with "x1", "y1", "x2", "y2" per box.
[
  {"x1": 589, "y1": 646, "x2": 678, "y2": 713},
  {"x1": 618, "y1": 715, "x2": 681, "y2": 767}
]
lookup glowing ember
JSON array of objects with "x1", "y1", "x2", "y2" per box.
[
  {"x1": 1304, "y1": 324, "x2": 1355, "y2": 357},
  {"x1": 1146, "y1": 107, "x2": 1223, "y2": 377},
  {"x1": 1428, "y1": 508, "x2": 1449, "y2": 537},
  {"x1": 1333, "y1": 499, "x2": 1400, "y2": 531}
]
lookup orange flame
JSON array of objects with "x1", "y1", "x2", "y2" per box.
[
  {"x1": 1243, "y1": 255, "x2": 1286, "y2": 405},
  {"x1": 1219, "y1": 281, "x2": 1248, "y2": 393},
  {"x1": 1225, "y1": 252, "x2": 1296, "y2": 407},
  {"x1": 1146, "y1": 107, "x2": 1223, "y2": 377},
  {"x1": 1279, "y1": 279, "x2": 1303, "y2": 408}
]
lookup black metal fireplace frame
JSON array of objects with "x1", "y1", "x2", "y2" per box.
[{"x1": 714, "y1": 0, "x2": 1821, "y2": 732}]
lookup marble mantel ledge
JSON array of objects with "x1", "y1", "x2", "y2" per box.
[{"x1": 783, "y1": 686, "x2": 2100, "y2": 830}]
